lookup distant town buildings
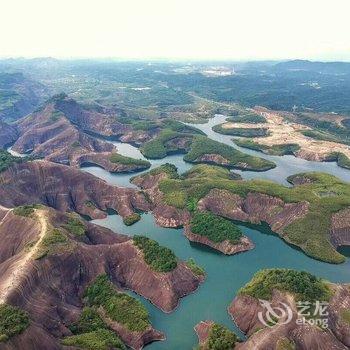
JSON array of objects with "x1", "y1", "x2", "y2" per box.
[{"x1": 202, "y1": 66, "x2": 235, "y2": 77}]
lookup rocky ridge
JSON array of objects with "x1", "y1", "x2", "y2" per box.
[
  {"x1": 0, "y1": 206, "x2": 203, "y2": 349},
  {"x1": 0, "y1": 160, "x2": 150, "y2": 220},
  {"x1": 132, "y1": 170, "x2": 254, "y2": 255},
  {"x1": 229, "y1": 285, "x2": 350, "y2": 349}
]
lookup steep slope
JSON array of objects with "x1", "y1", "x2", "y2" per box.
[
  {"x1": 131, "y1": 165, "x2": 254, "y2": 255},
  {"x1": 0, "y1": 206, "x2": 203, "y2": 349},
  {"x1": 12, "y1": 101, "x2": 114, "y2": 165},
  {"x1": 228, "y1": 269, "x2": 350, "y2": 350},
  {"x1": 10, "y1": 95, "x2": 151, "y2": 173},
  {"x1": 54, "y1": 93, "x2": 131, "y2": 137},
  {"x1": 0, "y1": 209, "x2": 47, "y2": 304},
  {"x1": 0, "y1": 121, "x2": 17, "y2": 149},
  {"x1": 0, "y1": 72, "x2": 47, "y2": 121},
  {"x1": 0, "y1": 160, "x2": 150, "y2": 220}
]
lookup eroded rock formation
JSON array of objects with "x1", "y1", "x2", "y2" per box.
[
  {"x1": 12, "y1": 103, "x2": 114, "y2": 165},
  {"x1": 0, "y1": 160, "x2": 150, "y2": 220},
  {"x1": 132, "y1": 171, "x2": 254, "y2": 255},
  {"x1": 198, "y1": 189, "x2": 309, "y2": 235},
  {"x1": 229, "y1": 286, "x2": 350, "y2": 349},
  {"x1": 184, "y1": 225, "x2": 254, "y2": 255},
  {"x1": 0, "y1": 206, "x2": 203, "y2": 349}
]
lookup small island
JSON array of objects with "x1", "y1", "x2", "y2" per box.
[
  {"x1": 185, "y1": 211, "x2": 254, "y2": 255},
  {"x1": 183, "y1": 136, "x2": 276, "y2": 171}
]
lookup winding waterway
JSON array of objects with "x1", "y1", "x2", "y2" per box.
[{"x1": 83, "y1": 115, "x2": 350, "y2": 349}]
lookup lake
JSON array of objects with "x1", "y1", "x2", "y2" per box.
[{"x1": 83, "y1": 116, "x2": 350, "y2": 349}]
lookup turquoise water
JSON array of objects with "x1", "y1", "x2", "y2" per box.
[
  {"x1": 84, "y1": 116, "x2": 350, "y2": 349},
  {"x1": 83, "y1": 115, "x2": 350, "y2": 187},
  {"x1": 92, "y1": 214, "x2": 350, "y2": 350}
]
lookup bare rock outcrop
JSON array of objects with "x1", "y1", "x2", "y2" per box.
[
  {"x1": 198, "y1": 188, "x2": 309, "y2": 235},
  {"x1": 54, "y1": 95, "x2": 131, "y2": 137},
  {"x1": 228, "y1": 287, "x2": 350, "y2": 350},
  {"x1": 12, "y1": 103, "x2": 114, "y2": 165},
  {"x1": 194, "y1": 320, "x2": 215, "y2": 347},
  {"x1": 197, "y1": 153, "x2": 230, "y2": 166},
  {"x1": 0, "y1": 160, "x2": 150, "y2": 220},
  {"x1": 102, "y1": 311, "x2": 165, "y2": 350},
  {"x1": 119, "y1": 130, "x2": 153, "y2": 146},
  {"x1": 328, "y1": 285, "x2": 350, "y2": 347},
  {"x1": 184, "y1": 225, "x2": 254, "y2": 255},
  {"x1": 132, "y1": 171, "x2": 190, "y2": 228},
  {"x1": 0, "y1": 206, "x2": 203, "y2": 349},
  {"x1": 331, "y1": 208, "x2": 350, "y2": 248},
  {"x1": 132, "y1": 170, "x2": 254, "y2": 255}
]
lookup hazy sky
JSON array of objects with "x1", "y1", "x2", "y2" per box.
[{"x1": 1, "y1": 0, "x2": 349, "y2": 61}]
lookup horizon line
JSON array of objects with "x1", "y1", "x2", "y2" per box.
[{"x1": 1, "y1": 56, "x2": 350, "y2": 63}]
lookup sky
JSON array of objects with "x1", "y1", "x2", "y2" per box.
[{"x1": 1, "y1": 0, "x2": 349, "y2": 61}]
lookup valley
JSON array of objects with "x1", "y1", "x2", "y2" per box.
[{"x1": 0, "y1": 59, "x2": 350, "y2": 349}]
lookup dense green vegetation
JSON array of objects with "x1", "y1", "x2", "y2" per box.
[
  {"x1": 2, "y1": 60, "x2": 350, "y2": 123},
  {"x1": 13, "y1": 204, "x2": 41, "y2": 217},
  {"x1": 62, "y1": 329, "x2": 126, "y2": 350},
  {"x1": 35, "y1": 228, "x2": 69, "y2": 259},
  {"x1": 133, "y1": 235, "x2": 178, "y2": 272},
  {"x1": 212, "y1": 124, "x2": 270, "y2": 137},
  {"x1": 206, "y1": 323, "x2": 239, "y2": 350},
  {"x1": 118, "y1": 117, "x2": 204, "y2": 134},
  {"x1": 63, "y1": 307, "x2": 126, "y2": 350},
  {"x1": 161, "y1": 119, "x2": 204, "y2": 135},
  {"x1": 119, "y1": 118, "x2": 159, "y2": 131},
  {"x1": 301, "y1": 130, "x2": 340, "y2": 143},
  {"x1": 234, "y1": 139, "x2": 300, "y2": 156},
  {"x1": 0, "y1": 149, "x2": 27, "y2": 173},
  {"x1": 186, "y1": 258, "x2": 205, "y2": 276},
  {"x1": 85, "y1": 275, "x2": 150, "y2": 332},
  {"x1": 141, "y1": 129, "x2": 193, "y2": 159},
  {"x1": 64, "y1": 216, "x2": 86, "y2": 236},
  {"x1": 137, "y1": 119, "x2": 204, "y2": 159},
  {"x1": 0, "y1": 304, "x2": 29, "y2": 342},
  {"x1": 239, "y1": 269, "x2": 331, "y2": 302},
  {"x1": 148, "y1": 163, "x2": 179, "y2": 179},
  {"x1": 109, "y1": 85, "x2": 194, "y2": 109},
  {"x1": 190, "y1": 211, "x2": 243, "y2": 244},
  {"x1": 155, "y1": 166, "x2": 350, "y2": 263},
  {"x1": 184, "y1": 136, "x2": 276, "y2": 171},
  {"x1": 183, "y1": 164, "x2": 241, "y2": 181},
  {"x1": 227, "y1": 112, "x2": 266, "y2": 124},
  {"x1": 325, "y1": 152, "x2": 350, "y2": 170},
  {"x1": 123, "y1": 213, "x2": 141, "y2": 226},
  {"x1": 109, "y1": 153, "x2": 150, "y2": 168},
  {"x1": 69, "y1": 308, "x2": 107, "y2": 334}
]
